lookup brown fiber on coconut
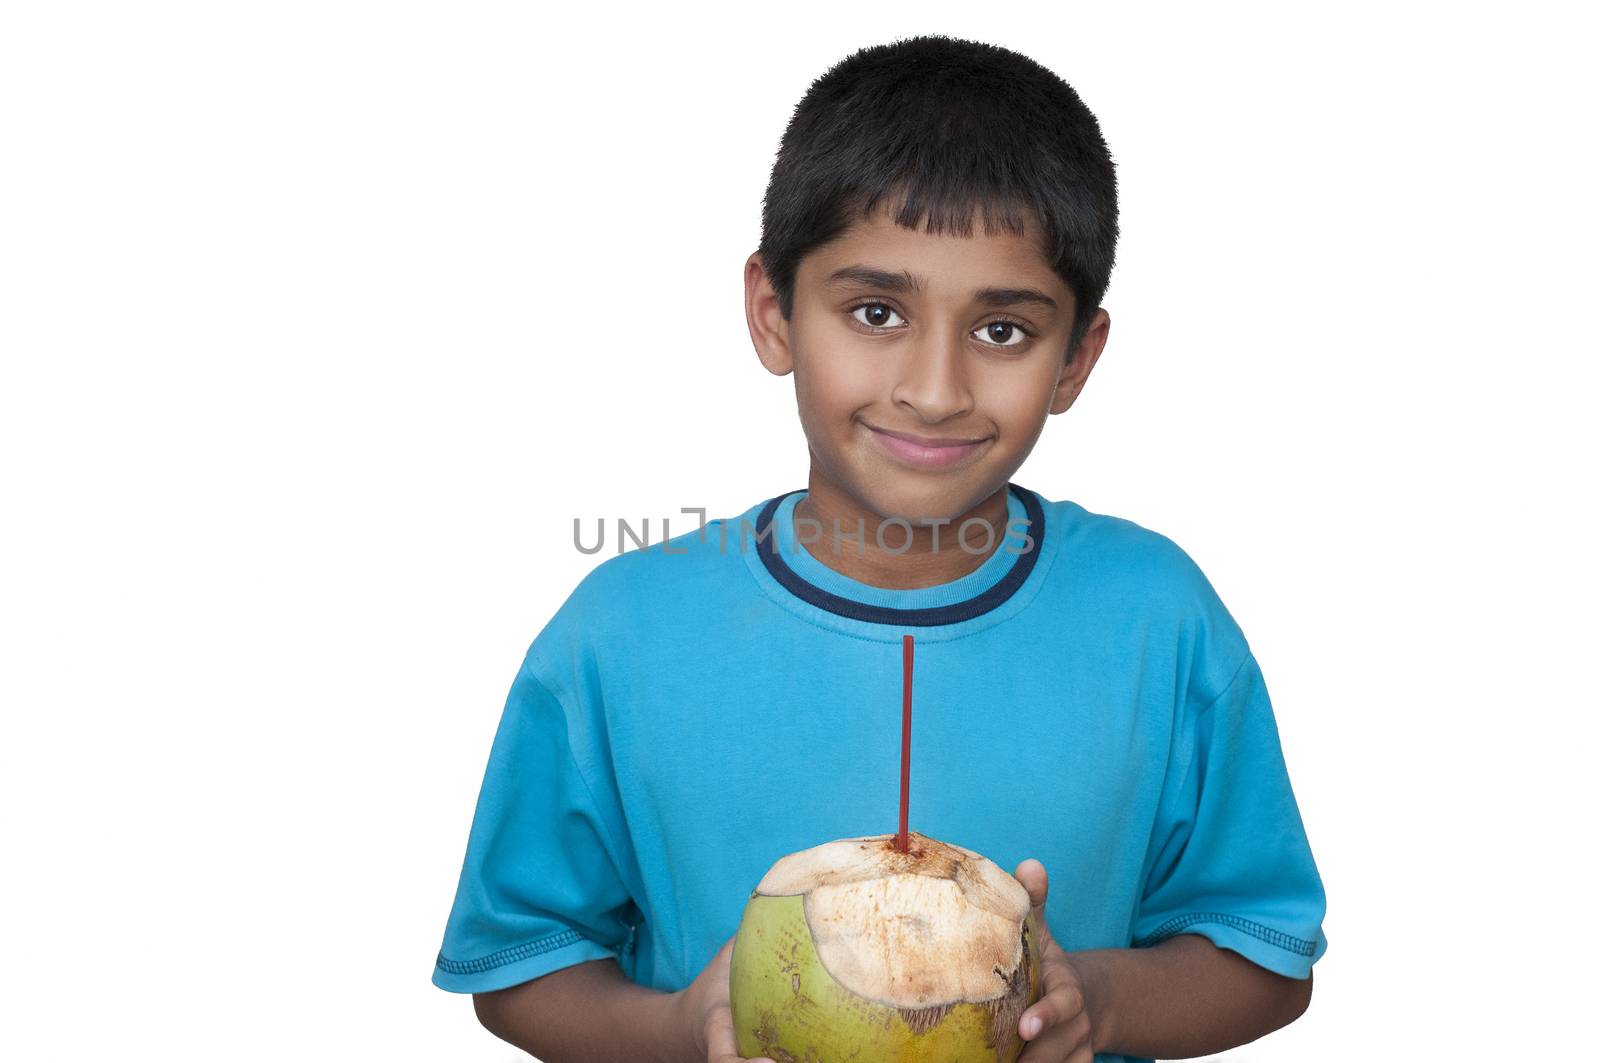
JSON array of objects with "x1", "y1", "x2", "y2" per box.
[{"x1": 754, "y1": 830, "x2": 1032, "y2": 1010}]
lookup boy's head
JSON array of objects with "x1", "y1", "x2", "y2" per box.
[{"x1": 745, "y1": 35, "x2": 1119, "y2": 526}]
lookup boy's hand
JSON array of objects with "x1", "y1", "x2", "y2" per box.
[
  {"x1": 1013, "y1": 858, "x2": 1098, "y2": 1062},
  {"x1": 677, "y1": 935, "x2": 775, "y2": 1063},
  {"x1": 684, "y1": 871, "x2": 1098, "y2": 1063}
]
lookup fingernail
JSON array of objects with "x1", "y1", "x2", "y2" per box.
[{"x1": 1022, "y1": 1015, "x2": 1040, "y2": 1038}]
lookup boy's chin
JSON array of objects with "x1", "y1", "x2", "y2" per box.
[{"x1": 844, "y1": 471, "x2": 1007, "y2": 525}]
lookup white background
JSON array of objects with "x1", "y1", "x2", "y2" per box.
[{"x1": 3, "y1": 2, "x2": 1595, "y2": 1059}]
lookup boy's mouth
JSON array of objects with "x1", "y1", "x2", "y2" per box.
[{"x1": 863, "y1": 423, "x2": 994, "y2": 469}]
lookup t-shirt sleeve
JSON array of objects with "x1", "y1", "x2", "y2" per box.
[
  {"x1": 431, "y1": 656, "x2": 638, "y2": 994},
  {"x1": 1132, "y1": 652, "x2": 1328, "y2": 980}
]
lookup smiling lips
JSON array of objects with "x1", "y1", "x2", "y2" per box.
[{"x1": 865, "y1": 423, "x2": 993, "y2": 468}]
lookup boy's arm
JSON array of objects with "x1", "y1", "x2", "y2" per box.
[
  {"x1": 470, "y1": 938, "x2": 763, "y2": 1063},
  {"x1": 1014, "y1": 860, "x2": 1314, "y2": 1057},
  {"x1": 1072, "y1": 934, "x2": 1312, "y2": 1057},
  {"x1": 472, "y1": 957, "x2": 696, "y2": 1063}
]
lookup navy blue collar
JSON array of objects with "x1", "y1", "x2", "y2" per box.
[{"x1": 753, "y1": 483, "x2": 1045, "y2": 627}]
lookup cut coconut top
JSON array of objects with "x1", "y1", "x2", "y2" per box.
[{"x1": 754, "y1": 831, "x2": 1033, "y2": 1010}]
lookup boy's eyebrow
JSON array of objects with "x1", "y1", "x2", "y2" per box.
[
  {"x1": 823, "y1": 265, "x2": 1058, "y2": 311},
  {"x1": 824, "y1": 266, "x2": 923, "y2": 293},
  {"x1": 972, "y1": 286, "x2": 1058, "y2": 311}
]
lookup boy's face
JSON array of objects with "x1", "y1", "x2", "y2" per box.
[{"x1": 746, "y1": 205, "x2": 1109, "y2": 523}]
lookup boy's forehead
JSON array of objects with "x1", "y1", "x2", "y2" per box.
[{"x1": 798, "y1": 208, "x2": 1066, "y2": 304}]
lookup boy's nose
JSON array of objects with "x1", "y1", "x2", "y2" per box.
[{"x1": 890, "y1": 328, "x2": 975, "y2": 423}]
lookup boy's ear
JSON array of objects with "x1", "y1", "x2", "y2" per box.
[
  {"x1": 745, "y1": 251, "x2": 795, "y2": 376},
  {"x1": 1049, "y1": 307, "x2": 1111, "y2": 415}
]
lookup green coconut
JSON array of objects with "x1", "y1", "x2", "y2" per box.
[{"x1": 729, "y1": 830, "x2": 1043, "y2": 1062}]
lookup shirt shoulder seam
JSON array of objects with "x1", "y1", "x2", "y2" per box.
[{"x1": 517, "y1": 661, "x2": 636, "y2": 904}]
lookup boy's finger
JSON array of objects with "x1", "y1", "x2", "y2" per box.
[
  {"x1": 1017, "y1": 1032, "x2": 1094, "y2": 1063},
  {"x1": 1013, "y1": 859, "x2": 1061, "y2": 953},
  {"x1": 1018, "y1": 976, "x2": 1084, "y2": 1039},
  {"x1": 704, "y1": 1002, "x2": 737, "y2": 1059},
  {"x1": 709, "y1": 935, "x2": 737, "y2": 976},
  {"x1": 705, "y1": 1001, "x2": 774, "y2": 1063},
  {"x1": 1016, "y1": 1009, "x2": 1094, "y2": 1062},
  {"x1": 1013, "y1": 858, "x2": 1048, "y2": 910}
]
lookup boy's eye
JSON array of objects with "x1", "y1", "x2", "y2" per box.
[
  {"x1": 978, "y1": 321, "x2": 1029, "y2": 347},
  {"x1": 851, "y1": 303, "x2": 905, "y2": 329},
  {"x1": 850, "y1": 302, "x2": 1034, "y2": 349}
]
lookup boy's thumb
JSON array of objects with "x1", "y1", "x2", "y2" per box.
[{"x1": 1013, "y1": 858, "x2": 1048, "y2": 909}]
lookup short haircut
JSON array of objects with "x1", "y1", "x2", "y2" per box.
[{"x1": 759, "y1": 35, "x2": 1119, "y2": 360}]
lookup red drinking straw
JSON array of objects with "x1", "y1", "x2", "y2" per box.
[{"x1": 896, "y1": 634, "x2": 913, "y2": 854}]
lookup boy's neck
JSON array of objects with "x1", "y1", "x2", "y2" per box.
[{"x1": 791, "y1": 476, "x2": 1011, "y2": 590}]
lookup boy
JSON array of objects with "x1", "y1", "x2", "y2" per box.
[{"x1": 432, "y1": 34, "x2": 1326, "y2": 1063}]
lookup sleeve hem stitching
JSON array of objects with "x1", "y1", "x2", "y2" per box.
[
  {"x1": 1133, "y1": 912, "x2": 1318, "y2": 957},
  {"x1": 436, "y1": 928, "x2": 619, "y2": 976}
]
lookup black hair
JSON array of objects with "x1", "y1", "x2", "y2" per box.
[{"x1": 758, "y1": 35, "x2": 1119, "y2": 360}]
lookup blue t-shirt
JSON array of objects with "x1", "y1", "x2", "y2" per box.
[{"x1": 432, "y1": 483, "x2": 1328, "y2": 1061}]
